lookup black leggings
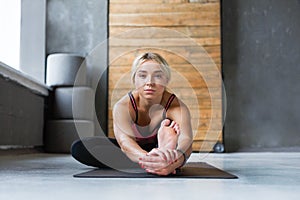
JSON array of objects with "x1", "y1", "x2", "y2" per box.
[{"x1": 71, "y1": 136, "x2": 156, "y2": 169}]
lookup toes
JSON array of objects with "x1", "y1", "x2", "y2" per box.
[
  {"x1": 160, "y1": 119, "x2": 180, "y2": 135},
  {"x1": 161, "y1": 118, "x2": 171, "y2": 126},
  {"x1": 169, "y1": 121, "x2": 174, "y2": 127}
]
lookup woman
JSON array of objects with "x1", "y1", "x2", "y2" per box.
[{"x1": 71, "y1": 52, "x2": 193, "y2": 176}]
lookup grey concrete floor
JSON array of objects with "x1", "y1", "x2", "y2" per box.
[{"x1": 0, "y1": 150, "x2": 299, "y2": 200}]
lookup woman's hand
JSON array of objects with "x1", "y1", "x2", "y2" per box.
[{"x1": 138, "y1": 148, "x2": 180, "y2": 176}]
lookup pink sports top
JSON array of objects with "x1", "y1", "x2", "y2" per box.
[{"x1": 128, "y1": 92, "x2": 176, "y2": 146}]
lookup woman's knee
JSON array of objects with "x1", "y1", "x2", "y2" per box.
[{"x1": 70, "y1": 139, "x2": 84, "y2": 157}]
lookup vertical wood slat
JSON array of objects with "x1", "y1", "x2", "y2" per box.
[
  {"x1": 109, "y1": 0, "x2": 221, "y2": 152},
  {"x1": 110, "y1": 3, "x2": 220, "y2": 13}
]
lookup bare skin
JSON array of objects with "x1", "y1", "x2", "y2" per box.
[
  {"x1": 139, "y1": 119, "x2": 181, "y2": 174},
  {"x1": 157, "y1": 118, "x2": 180, "y2": 150}
]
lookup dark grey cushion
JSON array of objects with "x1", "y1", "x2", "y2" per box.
[{"x1": 52, "y1": 87, "x2": 94, "y2": 120}]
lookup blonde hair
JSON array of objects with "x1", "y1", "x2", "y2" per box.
[{"x1": 131, "y1": 52, "x2": 171, "y2": 84}]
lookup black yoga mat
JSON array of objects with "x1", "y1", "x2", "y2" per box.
[{"x1": 74, "y1": 162, "x2": 238, "y2": 179}]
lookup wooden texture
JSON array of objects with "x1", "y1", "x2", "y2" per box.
[
  {"x1": 110, "y1": 3, "x2": 219, "y2": 13},
  {"x1": 108, "y1": 0, "x2": 222, "y2": 152},
  {"x1": 110, "y1": 0, "x2": 189, "y2": 4}
]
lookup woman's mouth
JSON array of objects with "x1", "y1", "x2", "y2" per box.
[{"x1": 144, "y1": 89, "x2": 155, "y2": 94}]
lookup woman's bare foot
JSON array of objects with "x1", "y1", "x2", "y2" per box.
[{"x1": 157, "y1": 119, "x2": 180, "y2": 149}]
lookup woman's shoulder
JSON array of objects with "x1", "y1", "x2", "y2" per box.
[
  {"x1": 164, "y1": 91, "x2": 189, "y2": 110},
  {"x1": 163, "y1": 90, "x2": 175, "y2": 100},
  {"x1": 113, "y1": 93, "x2": 130, "y2": 110}
]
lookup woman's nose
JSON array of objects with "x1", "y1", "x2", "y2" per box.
[{"x1": 145, "y1": 76, "x2": 154, "y2": 85}]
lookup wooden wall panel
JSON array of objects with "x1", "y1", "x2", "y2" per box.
[{"x1": 109, "y1": 0, "x2": 221, "y2": 152}]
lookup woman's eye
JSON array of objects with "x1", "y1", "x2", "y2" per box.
[{"x1": 138, "y1": 74, "x2": 146, "y2": 78}]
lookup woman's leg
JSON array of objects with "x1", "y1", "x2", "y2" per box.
[
  {"x1": 71, "y1": 137, "x2": 114, "y2": 168},
  {"x1": 71, "y1": 136, "x2": 139, "y2": 169}
]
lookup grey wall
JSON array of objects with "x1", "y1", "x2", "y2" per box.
[
  {"x1": 0, "y1": 74, "x2": 44, "y2": 146},
  {"x1": 222, "y1": 0, "x2": 300, "y2": 151},
  {"x1": 46, "y1": 0, "x2": 108, "y2": 134},
  {"x1": 46, "y1": 0, "x2": 107, "y2": 56}
]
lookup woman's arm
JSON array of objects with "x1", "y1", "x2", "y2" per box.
[
  {"x1": 171, "y1": 101, "x2": 193, "y2": 160},
  {"x1": 159, "y1": 98, "x2": 193, "y2": 160},
  {"x1": 113, "y1": 98, "x2": 147, "y2": 163}
]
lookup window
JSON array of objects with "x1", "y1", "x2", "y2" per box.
[
  {"x1": 0, "y1": 0, "x2": 46, "y2": 84},
  {"x1": 0, "y1": 0, "x2": 21, "y2": 70}
]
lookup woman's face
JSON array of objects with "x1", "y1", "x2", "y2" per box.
[{"x1": 134, "y1": 60, "x2": 169, "y2": 100}]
